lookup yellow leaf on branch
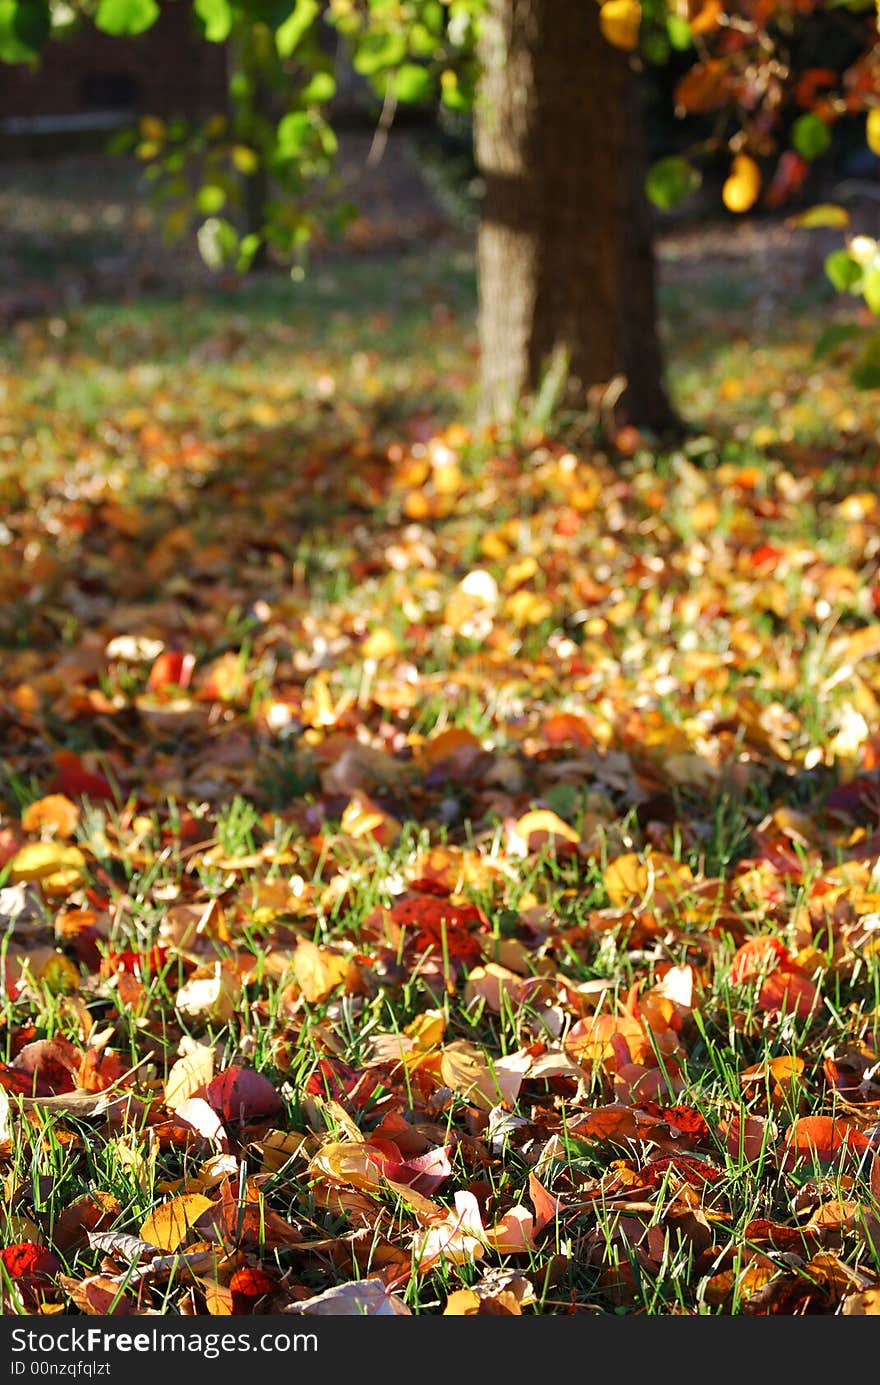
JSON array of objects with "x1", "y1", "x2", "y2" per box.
[
  {"x1": 599, "y1": 0, "x2": 642, "y2": 50},
  {"x1": 722, "y1": 155, "x2": 761, "y2": 213}
]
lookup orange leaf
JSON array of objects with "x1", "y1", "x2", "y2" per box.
[
  {"x1": 781, "y1": 1116, "x2": 870, "y2": 1169},
  {"x1": 21, "y1": 795, "x2": 79, "y2": 839}
]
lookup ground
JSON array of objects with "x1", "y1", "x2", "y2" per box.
[{"x1": 1, "y1": 139, "x2": 880, "y2": 1316}]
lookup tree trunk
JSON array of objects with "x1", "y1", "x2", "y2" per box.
[{"x1": 475, "y1": 0, "x2": 675, "y2": 431}]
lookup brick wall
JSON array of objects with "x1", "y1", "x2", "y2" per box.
[{"x1": 0, "y1": 5, "x2": 228, "y2": 120}]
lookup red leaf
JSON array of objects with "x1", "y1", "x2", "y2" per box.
[
  {"x1": 146, "y1": 651, "x2": 196, "y2": 692},
  {"x1": 643, "y1": 1155, "x2": 722, "y2": 1187},
  {"x1": 389, "y1": 894, "x2": 486, "y2": 963},
  {"x1": 7, "y1": 1037, "x2": 81, "y2": 1095},
  {"x1": 49, "y1": 751, "x2": 115, "y2": 802},
  {"x1": 204, "y1": 1066, "x2": 282, "y2": 1124},
  {"x1": 0, "y1": 1242, "x2": 60, "y2": 1306},
  {"x1": 397, "y1": 1145, "x2": 453, "y2": 1195},
  {"x1": 720, "y1": 1113, "x2": 770, "y2": 1162},
  {"x1": 101, "y1": 946, "x2": 168, "y2": 979},
  {"x1": 304, "y1": 1058, "x2": 381, "y2": 1108},
  {"x1": 230, "y1": 1266, "x2": 275, "y2": 1311},
  {"x1": 0, "y1": 1243, "x2": 58, "y2": 1280}
]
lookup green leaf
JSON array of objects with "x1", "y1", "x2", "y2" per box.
[
  {"x1": 276, "y1": 0, "x2": 318, "y2": 57},
  {"x1": 825, "y1": 249, "x2": 862, "y2": 293},
  {"x1": 394, "y1": 63, "x2": 433, "y2": 104},
  {"x1": 353, "y1": 29, "x2": 407, "y2": 76},
  {"x1": 95, "y1": 0, "x2": 159, "y2": 36},
  {"x1": 276, "y1": 110, "x2": 312, "y2": 158},
  {"x1": 301, "y1": 71, "x2": 336, "y2": 104},
  {"x1": 197, "y1": 217, "x2": 240, "y2": 271},
  {"x1": 666, "y1": 15, "x2": 692, "y2": 49},
  {"x1": 196, "y1": 184, "x2": 227, "y2": 214},
  {"x1": 194, "y1": 0, "x2": 233, "y2": 43},
  {"x1": 642, "y1": 30, "x2": 670, "y2": 64},
  {"x1": 237, "y1": 233, "x2": 262, "y2": 271},
  {"x1": 863, "y1": 265, "x2": 880, "y2": 315},
  {"x1": 0, "y1": 0, "x2": 50, "y2": 63},
  {"x1": 851, "y1": 334, "x2": 880, "y2": 389},
  {"x1": 645, "y1": 156, "x2": 701, "y2": 210},
  {"x1": 813, "y1": 322, "x2": 863, "y2": 359},
  {"x1": 792, "y1": 113, "x2": 832, "y2": 162}
]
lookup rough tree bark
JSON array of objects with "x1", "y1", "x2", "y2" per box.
[{"x1": 475, "y1": 0, "x2": 675, "y2": 431}]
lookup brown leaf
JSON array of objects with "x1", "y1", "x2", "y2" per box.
[
  {"x1": 54, "y1": 1192, "x2": 122, "y2": 1253},
  {"x1": 59, "y1": 1273, "x2": 135, "y2": 1316}
]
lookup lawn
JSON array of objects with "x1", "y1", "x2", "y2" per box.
[{"x1": 1, "y1": 157, "x2": 880, "y2": 1316}]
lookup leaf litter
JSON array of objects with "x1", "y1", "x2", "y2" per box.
[{"x1": 2, "y1": 243, "x2": 880, "y2": 1316}]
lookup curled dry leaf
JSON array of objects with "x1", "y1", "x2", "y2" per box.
[
  {"x1": 284, "y1": 1279, "x2": 411, "y2": 1315},
  {"x1": 512, "y1": 809, "x2": 580, "y2": 853}
]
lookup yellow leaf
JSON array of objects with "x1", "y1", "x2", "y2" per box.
[
  {"x1": 140, "y1": 1194, "x2": 215, "y2": 1251},
  {"x1": 231, "y1": 144, "x2": 259, "y2": 175},
  {"x1": 139, "y1": 115, "x2": 166, "y2": 142},
  {"x1": 37, "y1": 953, "x2": 79, "y2": 996},
  {"x1": 293, "y1": 938, "x2": 351, "y2": 1004},
  {"x1": 789, "y1": 203, "x2": 849, "y2": 229},
  {"x1": 165, "y1": 1043, "x2": 215, "y2": 1111},
  {"x1": 867, "y1": 109, "x2": 880, "y2": 159},
  {"x1": 8, "y1": 842, "x2": 85, "y2": 885},
  {"x1": 308, "y1": 1140, "x2": 383, "y2": 1192},
  {"x1": 254, "y1": 1130, "x2": 312, "y2": 1174},
  {"x1": 514, "y1": 809, "x2": 581, "y2": 849},
  {"x1": 843, "y1": 1288, "x2": 880, "y2": 1314},
  {"x1": 361, "y1": 627, "x2": 399, "y2": 661},
  {"x1": 503, "y1": 590, "x2": 553, "y2": 626},
  {"x1": 404, "y1": 1009, "x2": 446, "y2": 1049},
  {"x1": 444, "y1": 1289, "x2": 481, "y2": 1315},
  {"x1": 599, "y1": 0, "x2": 642, "y2": 49},
  {"x1": 722, "y1": 155, "x2": 761, "y2": 213},
  {"x1": 339, "y1": 793, "x2": 400, "y2": 846},
  {"x1": 604, "y1": 851, "x2": 693, "y2": 907},
  {"x1": 439, "y1": 1040, "x2": 525, "y2": 1110}
]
